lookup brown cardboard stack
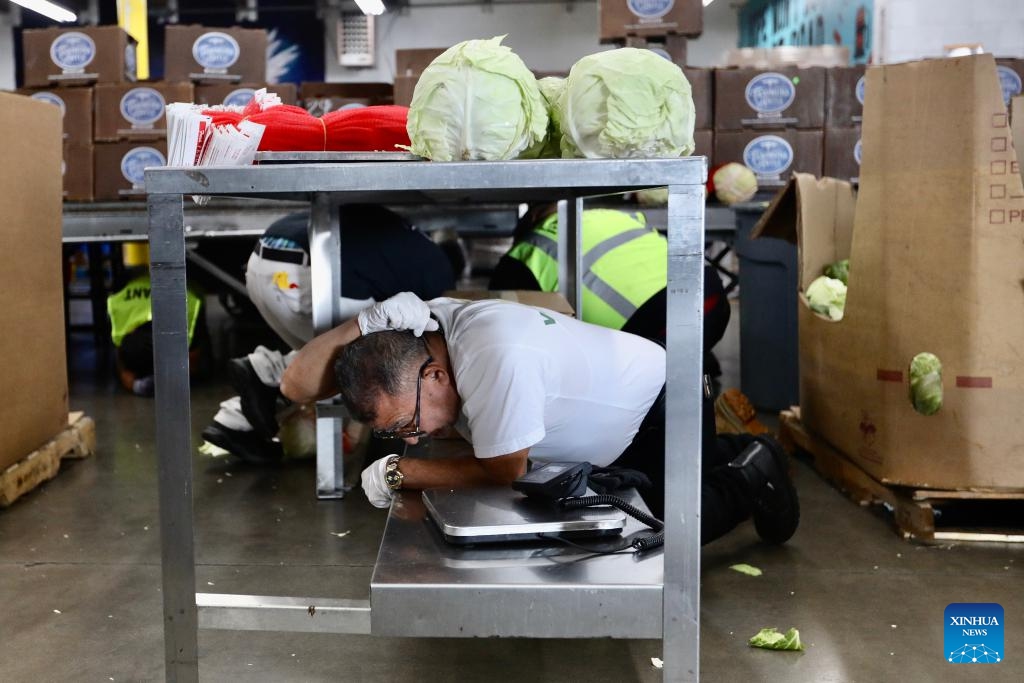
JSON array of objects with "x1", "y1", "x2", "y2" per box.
[
  {"x1": 393, "y1": 49, "x2": 445, "y2": 107},
  {"x1": 754, "y1": 55, "x2": 1024, "y2": 491},
  {"x1": 598, "y1": 0, "x2": 703, "y2": 43},
  {"x1": 194, "y1": 82, "x2": 298, "y2": 107},
  {"x1": 683, "y1": 67, "x2": 712, "y2": 157},
  {"x1": 93, "y1": 82, "x2": 194, "y2": 141},
  {"x1": 94, "y1": 140, "x2": 168, "y2": 201},
  {"x1": 824, "y1": 66, "x2": 866, "y2": 183},
  {"x1": 21, "y1": 26, "x2": 137, "y2": 87},
  {"x1": 299, "y1": 81, "x2": 393, "y2": 114},
  {"x1": 0, "y1": 93, "x2": 69, "y2": 470},
  {"x1": 17, "y1": 88, "x2": 94, "y2": 201},
  {"x1": 163, "y1": 25, "x2": 267, "y2": 83},
  {"x1": 713, "y1": 67, "x2": 825, "y2": 187}
]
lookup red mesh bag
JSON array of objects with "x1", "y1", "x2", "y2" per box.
[{"x1": 323, "y1": 106, "x2": 411, "y2": 152}]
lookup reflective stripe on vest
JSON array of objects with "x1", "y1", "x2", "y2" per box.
[
  {"x1": 507, "y1": 210, "x2": 666, "y2": 328},
  {"x1": 107, "y1": 275, "x2": 202, "y2": 347}
]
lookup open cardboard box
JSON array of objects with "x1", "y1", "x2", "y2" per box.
[{"x1": 754, "y1": 56, "x2": 1024, "y2": 491}]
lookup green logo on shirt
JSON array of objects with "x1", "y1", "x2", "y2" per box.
[{"x1": 539, "y1": 312, "x2": 555, "y2": 326}]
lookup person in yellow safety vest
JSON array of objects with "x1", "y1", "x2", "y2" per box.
[
  {"x1": 489, "y1": 205, "x2": 732, "y2": 371},
  {"x1": 107, "y1": 273, "x2": 205, "y2": 396}
]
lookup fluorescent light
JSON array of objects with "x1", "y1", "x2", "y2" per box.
[
  {"x1": 10, "y1": 0, "x2": 77, "y2": 23},
  {"x1": 354, "y1": 0, "x2": 385, "y2": 16},
  {"x1": 703, "y1": 0, "x2": 715, "y2": 6}
]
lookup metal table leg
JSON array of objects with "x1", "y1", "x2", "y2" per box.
[
  {"x1": 308, "y1": 194, "x2": 346, "y2": 499},
  {"x1": 556, "y1": 198, "x2": 584, "y2": 317},
  {"x1": 663, "y1": 184, "x2": 705, "y2": 683},
  {"x1": 148, "y1": 193, "x2": 199, "y2": 682}
]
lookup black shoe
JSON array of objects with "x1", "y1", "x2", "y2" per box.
[
  {"x1": 728, "y1": 435, "x2": 800, "y2": 544},
  {"x1": 201, "y1": 423, "x2": 283, "y2": 465},
  {"x1": 227, "y1": 358, "x2": 281, "y2": 439}
]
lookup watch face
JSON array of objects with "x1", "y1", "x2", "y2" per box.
[{"x1": 384, "y1": 469, "x2": 403, "y2": 489}]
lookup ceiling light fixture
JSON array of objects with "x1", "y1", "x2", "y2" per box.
[
  {"x1": 354, "y1": 0, "x2": 385, "y2": 16},
  {"x1": 10, "y1": 0, "x2": 77, "y2": 23}
]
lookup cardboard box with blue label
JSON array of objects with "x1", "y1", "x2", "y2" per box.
[
  {"x1": 824, "y1": 127, "x2": 861, "y2": 184},
  {"x1": 599, "y1": 0, "x2": 702, "y2": 43},
  {"x1": 194, "y1": 82, "x2": 298, "y2": 108},
  {"x1": 63, "y1": 142, "x2": 94, "y2": 202},
  {"x1": 21, "y1": 26, "x2": 137, "y2": 88},
  {"x1": 825, "y1": 66, "x2": 866, "y2": 128},
  {"x1": 163, "y1": 25, "x2": 267, "y2": 84},
  {"x1": 94, "y1": 140, "x2": 166, "y2": 201},
  {"x1": 996, "y1": 59, "x2": 1023, "y2": 111},
  {"x1": 94, "y1": 82, "x2": 194, "y2": 142},
  {"x1": 715, "y1": 67, "x2": 825, "y2": 131},
  {"x1": 18, "y1": 87, "x2": 93, "y2": 145},
  {"x1": 714, "y1": 129, "x2": 822, "y2": 188}
]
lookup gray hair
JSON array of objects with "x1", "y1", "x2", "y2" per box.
[{"x1": 335, "y1": 331, "x2": 428, "y2": 423}]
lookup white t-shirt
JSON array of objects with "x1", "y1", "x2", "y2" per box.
[{"x1": 428, "y1": 297, "x2": 665, "y2": 466}]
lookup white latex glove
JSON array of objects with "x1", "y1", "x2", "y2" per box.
[
  {"x1": 357, "y1": 292, "x2": 439, "y2": 337},
  {"x1": 361, "y1": 455, "x2": 396, "y2": 508}
]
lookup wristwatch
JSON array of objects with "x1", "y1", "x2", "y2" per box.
[{"x1": 383, "y1": 455, "x2": 404, "y2": 490}]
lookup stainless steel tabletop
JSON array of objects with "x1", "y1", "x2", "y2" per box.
[{"x1": 370, "y1": 488, "x2": 664, "y2": 639}]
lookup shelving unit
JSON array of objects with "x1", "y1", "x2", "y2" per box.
[{"x1": 144, "y1": 156, "x2": 708, "y2": 683}]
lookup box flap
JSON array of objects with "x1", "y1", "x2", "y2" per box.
[
  {"x1": 1013, "y1": 96, "x2": 1024, "y2": 174},
  {"x1": 752, "y1": 173, "x2": 857, "y2": 290}
]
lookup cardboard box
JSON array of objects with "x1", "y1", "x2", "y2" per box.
[
  {"x1": 683, "y1": 68, "x2": 712, "y2": 130},
  {"x1": 823, "y1": 127, "x2": 861, "y2": 183},
  {"x1": 693, "y1": 129, "x2": 712, "y2": 158},
  {"x1": 622, "y1": 34, "x2": 686, "y2": 67},
  {"x1": 63, "y1": 142, "x2": 93, "y2": 201},
  {"x1": 598, "y1": 0, "x2": 702, "y2": 43},
  {"x1": 193, "y1": 83, "x2": 297, "y2": 107},
  {"x1": 445, "y1": 290, "x2": 575, "y2": 318},
  {"x1": 714, "y1": 129, "x2": 823, "y2": 188},
  {"x1": 754, "y1": 55, "x2": 1024, "y2": 491},
  {"x1": 393, "y1": 75, "x2": 418, "y2": 108},
  {"x1": 94, "y1": 140, "x2": 167, "y2": 201},
  {"x1": 22, "y1": 26, "x2": 136, "y2": 88},
  {"x1": 298, "y1": 81, "x2": 392, "y2": 114},
  {"x1": 714, "y1": 67, "x2": 826, "y2": 131},
  {"x1": 826, "y1": 66, "x2": 866, "y2": 128},
  {"x1": 996, "y1": 58, "x2": 1023, "y2": 107},
  {"x1": 395, "y1": 48, "x2": 446, "y2": 77},
  {"x1": 1014, "y1": 96, "x2": 1024, "y2": 167},
  {"x1": 20, "y1": 87, "x2": 93, "y2": 145},
  {"x1": 163, "y1": 25, "x2": 267, "y2": 83},
  {"x1": 94, "y1": 82, "x2": 194, "y2": 141},
  {"x1": 0, "y1": 93, "x2": 68, "y2": 470}
]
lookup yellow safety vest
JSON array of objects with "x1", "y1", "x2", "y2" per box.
[
  {"x1": 107, "y1": 274, "x2": 202, "y2": 347},
  {"x1": 505, "y1": 209, "x2": 667, "y2": 329}
]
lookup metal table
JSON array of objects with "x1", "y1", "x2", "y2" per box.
[{"x1": 145, "y1": 157, "x2": 707, "y2": 682}]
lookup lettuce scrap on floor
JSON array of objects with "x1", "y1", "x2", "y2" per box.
[{"x1": 749, "y1": 627, "x2": 804, "y2": 651}]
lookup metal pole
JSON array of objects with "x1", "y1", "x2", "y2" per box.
[
  {"x1": 556, "y1": 198, "x2": 583, "y2": 316},
  {"x1": 148, "y1": 193, "x2": 199, "y2": 683},
  {"x1": 309, "y1": 194, "x2": 346, "y2": 498},
  {"x1": 662, "y1": 182, "x2": 706, "y2": 683}
]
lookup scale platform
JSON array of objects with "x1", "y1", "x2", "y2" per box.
[{"x1": 422, "y1": 487, "x2": 626, "y2": 545}]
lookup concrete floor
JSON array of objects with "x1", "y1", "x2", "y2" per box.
[{"x1": 1, "y1": 301, "x2": 1022, "y2": 682}]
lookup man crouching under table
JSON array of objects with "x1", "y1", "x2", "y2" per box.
[{"x1": 281, "y1": 292, "x2": 800, "y2": 545}]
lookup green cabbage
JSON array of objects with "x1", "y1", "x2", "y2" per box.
[
  {"x1": 407, "y1": 36, "x2": 548, "y2": 161},
  {"x1": 824, "y1": 258, "x2": 850, "y2": 285},
  {"x1": 749, "y1": 627, "x2": 804, "y2": 651},
  {"x1": 536, "y1": 76, "x2": 565, "y2": 158},
  {"x1": 556, "y1": 48, "x2": 695, "y2": 159},
  {"x1": 805, "y1": 276, "x2": 847, "y2": 320},
  {"x1": 910, "y1": 352, "x2": 943, "y2": 415}
]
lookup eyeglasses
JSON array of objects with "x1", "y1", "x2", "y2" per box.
[{"x1": 373, "y1": 342, "x2": 434, "y2": 440}]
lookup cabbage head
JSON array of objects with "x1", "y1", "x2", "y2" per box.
[
  {"x1": 407, "y1": 36, "x2": 548, "y2": 161},
  {"x1": 805, "y1": 276, "x2": 847, "y2": 320},
  {"x1": 556, "y1": 47, "x2": 694, "y2": 159},
  {"x1": 909, "y1": 352, "x2": 943, "y2": 415},
  {"x1": 536, "y1": 76, "x2": 565, "y2": 158}
]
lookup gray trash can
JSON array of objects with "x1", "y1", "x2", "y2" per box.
[{"x1": 733, "y1": 203, "x2": 799, "y2": 412}]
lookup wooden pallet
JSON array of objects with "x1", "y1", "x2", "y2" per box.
[
  {"x1": 778, "y1": 408, "x2": 1024, "y2": 543},
  {"x1": 0, "y1": 412, "x2": 95, "y2": 508}
]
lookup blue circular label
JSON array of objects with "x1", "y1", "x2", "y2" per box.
[
  {"x1": 743, "y1": 135, "x2": 794, "y2": 176},
  {"x1": 120, "y1": 87, "x2": 166, "y2": 126},
  {"x1": 996, "y1": 65, "x2": 1022, "y2": 105},
  {"x1": 854, "y1": 139, "x2": 863, "y2": 165},
  {"x1": 30, "y1": 92, "x2": 66, "y2": 117},
  {"x1": 121, "y1": 147, "x2": 166, "y2": 185},
  {"x1": 627, "y1": 0, "x2": 675, "y2": 20},
  {"x1": 223, "y1": 88, "x2": 256, "y2": 108},
  {"x1": 192, "y1": 32, "x2": 241, "y2": 70},
  {"x1": 50, "y1": 32, "x2": 96, "y2": 71},
  {"x1": 745, "y1": 72, "x2": 797, "y2": 114},
  {"x1": 855, "y1": 75, "x2": 867, "y2": 105}
]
